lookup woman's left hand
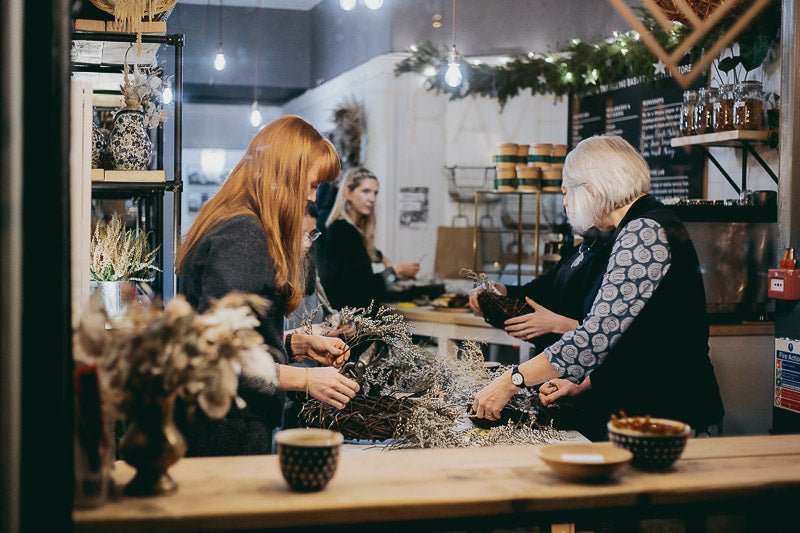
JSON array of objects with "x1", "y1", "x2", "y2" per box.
[
  {"x1": 471, "y1": 370, "x2": 519, "y2": 420},
  {"x1": 292, "y1": 334, "x2": 351, "y2": 368},
  {"x1": 538, "y1": 378, "x2": 587, "y2": 406},
  {"x1": 503, "y1": 297, "x2": 578, "y2": 340}
]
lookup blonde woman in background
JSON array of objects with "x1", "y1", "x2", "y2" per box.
[{"x1": 318, "y1": 168, "x2": 419, "y2": 309}]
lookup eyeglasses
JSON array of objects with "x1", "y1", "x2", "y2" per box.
[{"x1": 304, "y1": 229, "x2": 322, "y2": 242}]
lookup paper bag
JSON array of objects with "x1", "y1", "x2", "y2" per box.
[{"x1": 434, "y1": 225, "x2": 476, "y2": 278}]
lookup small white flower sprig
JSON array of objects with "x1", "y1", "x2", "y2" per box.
[{"x1": 73, "y1": 291, "x2": 279, "y2": 421}]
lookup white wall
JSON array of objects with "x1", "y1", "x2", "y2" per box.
[{"x1": 283, "y1": 53, "x2": 567, "y2": 278}]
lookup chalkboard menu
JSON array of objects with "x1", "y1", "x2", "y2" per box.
[{"x1": 568, "y1": 79, "x2": 704, "y2": 200}]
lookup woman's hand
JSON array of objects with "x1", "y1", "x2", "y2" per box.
[
  {"x1": 291, "y1": 334, "x2": 350, "y2": 368},
  {"x1": 471, "y1": 369, "x2": 518, "y2": 420},
  {"x1": 393, "y1": 262, "x2": 420, "y2": 279},
  {"x1": 324, "y1": 322, "x2": 357, "y2": 341},
  {"x1": 538, "y1": 377, "x2": 590, "y2": 407},
  {"x1": 468, "y1": 282, "x2": 507, "y2": 316},
  {"x1": 307, "y1": 367, "x2": 360, "y2": 409},
  {"x1": 503, "y1": 297, "x2": 579, "y2": 340}
]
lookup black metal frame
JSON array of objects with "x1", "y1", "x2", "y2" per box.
[
  {"x1": 699, "y1": 140, "x2": 779, "y2": 197},
  {"x1": 71, "y1": 31, "x2": 184, "y2": 300}
]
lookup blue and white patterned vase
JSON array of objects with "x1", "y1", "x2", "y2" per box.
[
  {"x1": 110, "y1": 110, "x2": 152, "y2": 171},
  {"x1": 91, "y1": 122, "x2": 106, "y2": 169}
]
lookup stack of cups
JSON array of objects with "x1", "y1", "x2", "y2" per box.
[
  {"x1": 529, "y1": 143, "x2": 552, "y2": 168},
  {"x1": 494, "y1": 143, "x2": 518, "y2": 191},
  {"x1": 551, "y1": 144, "x2": 567, "y2": 168},
  {"x1": 515, "y1": 143, "x2": 538, "y2": 191}
]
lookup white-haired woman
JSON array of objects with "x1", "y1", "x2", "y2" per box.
[
  {"x1": 318, "y1": 168, "x2": 419, "y2": 309},
  {"x1": 472, "y1": 135, "x2": 723, "y2": 439}
]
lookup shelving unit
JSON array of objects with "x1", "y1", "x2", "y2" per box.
[
  {"x1": 670, "y1": 130, "x2": 778, "y2": 196},
  {"x1": 472, "y1": 189, "x2": 560, "y2": 285},
  {"x1": 71, "y1": 30, "x2": 184, "y2": 299}
]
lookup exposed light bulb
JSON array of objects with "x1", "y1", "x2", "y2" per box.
[
  {"x1": 364, "y1": 0, "x2": 383, "y2": 9},
  {"x1": 214, "y1": 45, "x2": 226, "y2": 71},
  {"x1": 444, "y1": 45, "x2": 463, "y2": 87},
  {"x1": 249, "y1": 102, "x2": 262, "y2": 127},
  {"x1": 339, "y1": 0, "x2": 356, "y2": 10},
  {"x1": 423, "y1": 65, "x2": 436, "y2": 77},
  {"x1": 162, "y1": 85, "x2": 174, "y2": 104}
]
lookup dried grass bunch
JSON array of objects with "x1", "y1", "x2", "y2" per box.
[
  {"x1": 119, "y1": 53, "x2": 168, "y2": 129},
  {"x1": 74, "y1": 291, "x2": 279, "y2": 421},
  {"x1": 90, "y1": 214, "x2": 160, "y2": 282}
]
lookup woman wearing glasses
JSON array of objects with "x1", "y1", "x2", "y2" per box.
[{"x1": 318, "y1": 167, "x2": 420, "y2": 310}]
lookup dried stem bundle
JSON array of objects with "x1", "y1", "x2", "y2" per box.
[{"x1": 90, "y1": 214, "x2": 160, "y2": 282}]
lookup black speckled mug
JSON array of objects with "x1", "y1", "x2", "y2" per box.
[{"x1": 275, "y1": 429, "x2": 344, "y2": 492}]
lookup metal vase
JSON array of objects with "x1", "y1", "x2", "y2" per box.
[
  {"x1": 95, "y1": 280, "x2": 136, "y2": 319},
  {"x1": 119, "y1": 392, "x2": 187, "y2": 496},
  {"x1": 110, "y1": 110, "x2": 152, "y2": 171}
]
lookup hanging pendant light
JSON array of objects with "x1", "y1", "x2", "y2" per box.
[
  {"x1": 213, "y1": 1, "x2": 226, "y2": 71},
  {"x1": 443, "y1": 0, "x2": 463, "y2": 88},
  {"x1": 339, "y1": 0, "x2": 356, "y2": 10},
  {"x1": 364, "y1": 0, "x2": 384, "y2": 9},
  {"x1": 250, "y1": 4, "x2": 261, "y2": 127}
]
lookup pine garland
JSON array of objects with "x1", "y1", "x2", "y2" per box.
[{"x1": 394, "y1": 3, "x2": 780, "y2": 108}]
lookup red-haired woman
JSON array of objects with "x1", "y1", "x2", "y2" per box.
[{"x1": 176, "y1": 115, "x2": 359, "y2": 456}]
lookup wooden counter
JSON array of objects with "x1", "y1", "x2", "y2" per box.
[
  {"x1": 394, "y1": 305, "x2": 775, "y2": 337},
  {"x1": 74, "y1": 435, "x2": 800, "y2": 532}
]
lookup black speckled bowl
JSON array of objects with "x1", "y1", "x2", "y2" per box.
[
  {"x1": 275, "y1": 429, "x2": 344, "y2": 492},
  {"x1": 607, "y1": 418, "x2": 691, "y2": 470}
]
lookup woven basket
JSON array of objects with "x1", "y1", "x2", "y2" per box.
[
  {"x1": 477, "y1": 292, "x2": 534, "y2": 329},
  {"x1": 89, "y1": 0, "x2": 179, "y2": 16},
  {"x1": 652, "y1": 0, "x2": 738, "y2": 24}
]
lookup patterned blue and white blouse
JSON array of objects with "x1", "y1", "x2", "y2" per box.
[{"x1": 544, "y1": 218, "x2": 672, "y2": 382}]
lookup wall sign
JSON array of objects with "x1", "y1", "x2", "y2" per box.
[
  {"x1": 775, "y1": 338, "x2": 800, "y2": 415},
  {"x1": 568, "y1": 78, "x2": 704, "y2": 201}
]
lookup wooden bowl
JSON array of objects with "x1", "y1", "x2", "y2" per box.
[{"x1": 536, "y1": 443, "x2": 632, "y2": 481}]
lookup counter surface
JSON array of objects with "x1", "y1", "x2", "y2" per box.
[
  {"x1": 74, "y1": 435, "x2": 800, "y2": 532},
  {"x1": 394, "y1": 305, "x2": 774, "y2": 337}
]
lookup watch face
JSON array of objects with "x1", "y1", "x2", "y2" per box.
[{"x1": 511, "y1": 372, "x2": 523, "y2": 386}]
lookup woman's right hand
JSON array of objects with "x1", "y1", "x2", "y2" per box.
[
  {"x1": 468, "y1": 281, "x2": 507, "y2": 316},
  {"x1": 307, "y1": 367, "x2": 360, "y2": 409},
  {"x1": 538, "y1": 377, "x2": 589, "y2": 406},
  {"x1": 393, "y1": 262, "x2": 420, "y2": 279}
]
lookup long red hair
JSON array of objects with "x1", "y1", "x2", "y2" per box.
[{"x1": 175, "y1": 115, "x2": 340, "y2": 313}]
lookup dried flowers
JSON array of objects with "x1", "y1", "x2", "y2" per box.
[
  {"x1": 119, "y1": 53, "x2": 168, "y2": 129},
  {"x1": 74, "y1": 291, "x2": 279, "y2": 421},
  {"x1": 90, "y1": 214, "x2": 160, "y2": 282}
]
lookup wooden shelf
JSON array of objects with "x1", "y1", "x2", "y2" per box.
[{"x1": 670, "y1": 130, "x2": 770, "y2": 148}]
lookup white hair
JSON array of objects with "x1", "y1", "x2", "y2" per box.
[{"x1": 562, "y1": 135, "x2": 650, "y2": 234}]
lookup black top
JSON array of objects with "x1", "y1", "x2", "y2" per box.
[
  {"x1": 573, "y1": 195, "x2": 724, "y2": 436},
  {"x1": 317, "y1": 219, "x2": 385, "y2": 309},
  {"x1": 177, "y1": 214, "x2": 287, "y2": 456},
  {"x1": 505, "y1": 228, "x2": 614, "y2": 353}
]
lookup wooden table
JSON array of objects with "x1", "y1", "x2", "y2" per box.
[{"x1": 74, "y1": 435, "x2": 800, "y2": 532}]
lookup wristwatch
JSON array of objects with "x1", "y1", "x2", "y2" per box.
[{"x1": 511, "y1": 365, "x2": 528, "y2": 389}]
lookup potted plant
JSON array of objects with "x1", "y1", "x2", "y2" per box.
[
  {"x1": 110, "y1": 53, "x2": 168, "y2": 171},
  {"x1": 90, "y1": 214, "x2": 160, "y2": 319},
  {"x1": 73, "y1": 291, "x2": 279, "y2": 496}
]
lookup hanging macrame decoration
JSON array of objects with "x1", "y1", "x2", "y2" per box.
[
  {"x1": 89, "y1": 0, "x2": 178, "y2": 55},
  {"x1": 606, "y1": 0, "x2": 773, "y2": 88}
]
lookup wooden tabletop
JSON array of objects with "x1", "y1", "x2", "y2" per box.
[
  {"x1": 392, "y1": 305, "x2": 775, "y2": 337},
  {"x1": 74, "y1": 435, "x2": 800, "y2": 532}
]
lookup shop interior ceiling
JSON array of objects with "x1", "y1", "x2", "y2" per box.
[{"x1": 77, "y1": 1, "x2": 625, "y2": 106}]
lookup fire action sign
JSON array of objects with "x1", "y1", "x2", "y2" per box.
[{"x1": 775, "y1": 338, "x2": 800, "y2": 414}]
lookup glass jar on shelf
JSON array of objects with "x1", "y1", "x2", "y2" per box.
[
  {"x1": 713, "y1": 84, "x2": 735, "y2": 132},
  {"x1": 680, "y1": 90, "x2": 698, "y2": 136},
  {"x1": 694, "y1": 87, "x2": 716, "y2": 134},
  {"x1": 733, "y1": 80, "x2": 764, "y2": 130}
]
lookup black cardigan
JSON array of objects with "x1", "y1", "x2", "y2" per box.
[
  {"x1": 177, "y1": 214, "x2": 287, "y2": 456},
  {"x1": 578, "y1": 195, "x2": 724, "y2": 435},
  {"x1": 317, "y1": 219, "x2": 385, "y2": 310},
  {"x1": 505, "y1": 228, "x2": 614, "y2": 353}
]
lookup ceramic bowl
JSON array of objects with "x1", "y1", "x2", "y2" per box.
[
  {"x1": 607, "y1": 417, "x2": 691, "y2": 470},
  {"x1": 536, "y1": 443, "x2": 632, "y2": 481},
  {"x1": 275, "y1": 428, "x2": 344, "y2": 492}
]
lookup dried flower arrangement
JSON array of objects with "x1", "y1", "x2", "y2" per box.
[
  {"x1": 73, "y1": 291, "x2": 279, "y2": 421},
  {"x1": 90, "y1": 214, "x2": 160, "y2": 282},
  {"x1": 298, "y1": 303, "x2": 569, "y2": 448},
  {"x1": 119, "y1": 52, "x2": 168, "y2": 129}
]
